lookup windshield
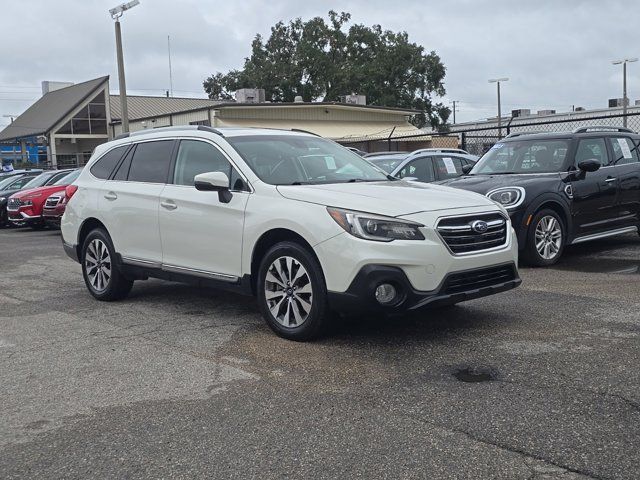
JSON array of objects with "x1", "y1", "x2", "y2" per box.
[
  {"x1": 0, "y1": 175, "x2": 22, "y2": 190},
  {"x1": 471, "y1": 139, "x2": 570, "y2": 174},
  {"x1": 53, "y1": 169, "x2": 80, "y2": 185},
  {"x1": 366, "y1": 155, "x2": 407, "y2": 174},
  {"x1": 20, "y1": 173, "x2": 53, "y2": 190},
  {"x1": 226, "y1": 135, "x2": 389, "y2": 185}
]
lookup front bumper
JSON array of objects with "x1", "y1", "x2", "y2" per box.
[
  {"x1": 7, "y1": 209, "x2": 41, "y2": 224},
  {"x1": 328, "y1": 262, "x2": 521, "y2": 313}
]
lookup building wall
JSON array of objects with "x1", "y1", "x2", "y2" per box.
[{"x1": 218, "y1": 106, "x2": 404, "y2": 123}]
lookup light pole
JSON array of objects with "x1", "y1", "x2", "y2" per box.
[
  {"x1": 109, "y1": 0, "x2": 140, "y2": 134},
  {"x1": 612, "y1": 57, "x2": 638, "y2": 127},
  {"x1": 488, "y1": 78, "x2": 509, "y2": 138}
]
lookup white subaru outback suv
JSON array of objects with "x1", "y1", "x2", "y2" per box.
[{"x1": 61, "y1": 126, "x2": 520, "y2": 340}]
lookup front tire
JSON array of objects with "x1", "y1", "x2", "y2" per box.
[
  {"x1": 257, "y1": 241, "x2": 329, "y2": 341},
  {"x1": 81, "y1": 228, "x2": 133, "y2": 301},
  {"x1": 523, "y1": 209, "x2": 565, "y2": 266}
]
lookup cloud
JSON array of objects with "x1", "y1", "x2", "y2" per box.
[{"x1": 1, "y1": 0, "x2": 638, "y2": 127}]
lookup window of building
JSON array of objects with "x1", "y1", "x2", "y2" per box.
[{"x1": 55, "y1": 91, "x2": 108, "y2": 136}]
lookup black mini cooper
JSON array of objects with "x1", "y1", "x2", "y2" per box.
[{"x1": 441, "y1": 127, "x2": 640, "y2": 266}]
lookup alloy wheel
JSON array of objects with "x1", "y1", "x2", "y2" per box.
[
  {"x1": 534, "y1": 215, "x2": 562, "y2": 260},
  {"x1": 85, "y1": 239, "x2": 111, "y2": 292},
  {"x1": 264, "y1": 256, "x2": 313, "y2": 328}
]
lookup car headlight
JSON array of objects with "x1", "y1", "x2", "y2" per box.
[
  {"x1": 486, "y1": 187, "x2": 525, "y2": 209},
  {"x1": 327, "y1": 207, "x2": 425, "y2": 242},
  {"x1": 0, "y1": 197, "x2": 5, "y2": 202}
]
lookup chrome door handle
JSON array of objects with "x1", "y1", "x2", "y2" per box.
[
  {"x1": 605, "y1": 178, "x2": 617, "y2": 183},
  {"x1": 160, "y1": 200, "x2": 177, "y2": 210},
  {"x1": 104, "y1": 192, "x2": 117, "y2": 200}
]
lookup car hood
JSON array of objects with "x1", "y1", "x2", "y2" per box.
[
  {"x1": 276, "y1": 180, "x2": 495, "y2": 217},
  {"x1": 439, "y1": 173, "x2": 564, "y2": 195},
  {"x1": 11, "y1": 185, "x2": 66, "y2": 199}
]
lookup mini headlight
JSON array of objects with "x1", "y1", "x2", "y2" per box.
[
  {"x1": 327, "y1": 207, "x2": 425, "y2": 242},
  {"x1": 486, "y1": 187, "x2": 525, "y2": 209},
  {"x1": 0, "y1": 197, "x2": 5, "y2": 202}
]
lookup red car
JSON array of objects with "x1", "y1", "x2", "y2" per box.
[
  {"x1": 7, "y1": 169, "x2": 81, "y2": 229},
  {"x1": 43, "y1": 187, "x2": 75, "y2": 228}
]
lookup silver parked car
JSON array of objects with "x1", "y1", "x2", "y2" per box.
[{"x1": 366, "y1": 150, "x2": 478, "y2": 183}]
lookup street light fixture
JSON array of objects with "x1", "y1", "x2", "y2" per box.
[
  {"x1": 110, "y1": 0, "x2": 140, "y2": 134},
  {"x1": 612, "y1": 57, "x2": 638, "y2": 127},
  {"x1": 488, "y1": 78, "x2": 509, "y2": 138}
]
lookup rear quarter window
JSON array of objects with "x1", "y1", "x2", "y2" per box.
[{"x1": 90, "y1": 146, "x2": 128, "y2": 179}]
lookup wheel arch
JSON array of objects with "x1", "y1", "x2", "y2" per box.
[
  {"x1": 76, "y1": 217, "x2": 108, "y2": 259},
  {"x1": 523, "y1": 194, "x2": 572, "y2": 240},
  {"x1": 249, "y1": 228, "x2": 321, "y2": 295}
]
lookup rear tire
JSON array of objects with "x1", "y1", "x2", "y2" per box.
[
  {"x1": 81, "y1": 228, "x2": 133, "y2": 301},
  {"x1": 523, "y1": 209, "x2": 565, "y2": 267},
  {"x1": 257, "y1": 241, "x2": 329, "y2": 341}
]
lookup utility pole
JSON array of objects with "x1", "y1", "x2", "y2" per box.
[
  {"x1": 450, "y1": 100, "x2": 459, "y2": 124},
  {"x1": 489, "y1": 78, "x2": 509, "y2": 138},
  {"x1": 612, "y1": 57, "x2": 638, "y2": 127},
  {"x1": 168, "y1": 35, "x2": 174, "y2": 97},
  {"x1": 109, "y1": 1, "x2": 140, "y2": 134}
]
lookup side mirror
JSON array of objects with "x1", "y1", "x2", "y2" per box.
[
  {"x1": 577, "y1": 159, "x2": 601, "y2": 173},
  {"x1": 461, "y1": 164, "x2": 473, "y2": 174},
  {"x1": 194, "y1": 171, "x2": 232, "y2": 203}
]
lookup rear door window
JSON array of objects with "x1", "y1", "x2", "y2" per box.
[
  {"x1": 127, "y1": 140, "x2": 174, "y2": 183},
  {"x1": 434, "y1": 156, "x2": 465, "y2": 179},
  {"x1": 608, "y1": 137, "x2": 640, "y2": 165}
]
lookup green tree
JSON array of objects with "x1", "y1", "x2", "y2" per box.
[{"x1": 203, "y1": 11, "x2": 450, "y2": 129}]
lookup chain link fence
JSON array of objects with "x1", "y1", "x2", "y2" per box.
[{"x1": 456, "y1": 111, "x2": 640, "y2": 156}]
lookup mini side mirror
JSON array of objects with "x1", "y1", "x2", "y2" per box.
[
  {"x1": 577, "y1": 159, "x2": 601, "y2": 173},
  {"x1": 194, "y1": 171, "x2": 232, "y2": 203},
  {"x1": 461, "y1": 164, "x2": 473, "y2": 174}
]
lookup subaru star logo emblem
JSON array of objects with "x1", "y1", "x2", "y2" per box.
[{"x1": 471, "y1": 220, "x2": 488, "y2": 233}]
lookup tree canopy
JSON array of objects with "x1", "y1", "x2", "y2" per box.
[{"x1": 203, "y1": 11, "x2": 450, "y2": 129}]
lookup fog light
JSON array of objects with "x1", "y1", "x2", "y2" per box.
[{"x1": 375, "y1": 283, "x2": 397, "y2": 305}]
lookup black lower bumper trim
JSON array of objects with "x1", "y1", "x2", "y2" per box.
[
  {"x1": 62, "y1": 239, "x2": 79, "y2": 263},
  {"x1": 327, "y1": 262, "x2": 521, "y2": 313}
]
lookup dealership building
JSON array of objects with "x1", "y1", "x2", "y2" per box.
[{"x1": 0, "y1": 76, "x2": 449, "y2": 168}]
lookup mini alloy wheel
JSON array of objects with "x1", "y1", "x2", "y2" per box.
[
  {"x1": 264, "y1": 256, "x2": 313, "y2": 328},
  {"x1": 534, "y1": 215, "x2": 563, "y2": 260},
  {"x1": 524, "y1": 209, "x2": 565, "y2": 266}
]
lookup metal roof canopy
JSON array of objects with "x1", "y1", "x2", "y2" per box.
[{"x1": 0, "y1": 76, "x2": 109, "y2": 143}]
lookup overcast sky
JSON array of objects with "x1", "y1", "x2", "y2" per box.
[{"x1": 1, "y1": 0, "x2": 638, "y2": 128}]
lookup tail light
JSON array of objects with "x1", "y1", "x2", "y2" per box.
[{"x1": 65, "y1": 185, "x2": 78, "y2": 200}]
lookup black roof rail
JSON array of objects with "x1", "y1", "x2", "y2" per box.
[
  {"x1": 290, "y1": 128, "x2": 320, "y2": 136},
  {"x1": 196, "y1": 125, "x2": 224, "y2": 136},
  {"x1": 572, "y1": 126, "x2": 635, "y2": 134},
  {"x1": 504, "y1": 131, "x2": 541, "y2": 138}
]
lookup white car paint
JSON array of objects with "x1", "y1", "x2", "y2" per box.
[{"x1": 62, "y1": 126, "x2": 519, "y2": 304}]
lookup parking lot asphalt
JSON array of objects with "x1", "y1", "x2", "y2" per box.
[{"x1": 0, "y1": 228, "x2": 638, "y2": 480}]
